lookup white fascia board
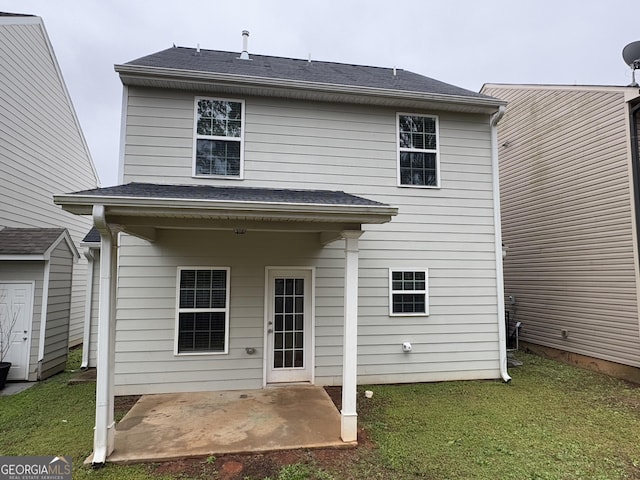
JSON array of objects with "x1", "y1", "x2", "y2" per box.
[
  {"x1": 0, "y1": 15, "x2": 41, "y2": 25},
  {"x1": 0, "y1": 255, "x2": 45, "y2": 261},
  {"x1": 54, "y1": 194, "x2": 399, "y2": 222},
  {"x1": 115, "y1": 64, "x2": 506, "y2": 112}
]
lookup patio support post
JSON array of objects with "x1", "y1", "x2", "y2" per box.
[
  {"x1": 341, "y1": 230, "x2": 362, "y2": 442},
  {"x1": 92, "y1": 205, "x2": 117, "y2": 466}
]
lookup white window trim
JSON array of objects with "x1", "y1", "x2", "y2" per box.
[
  {"x1": 192, "y1": 96, "x2": 245, "y2": 180},
  {"x1": 396, "y1": 112, "x2": 440, "y2": 189},
  {"x1": 174, "y1": 266, "x2": 231, "y2": 356},
  {"x1": 388, "y1": 268, "x2": 429, "y2": 317}
]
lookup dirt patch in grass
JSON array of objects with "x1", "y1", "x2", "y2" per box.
[
  {"x1": 115, "y1": 395, "x2": 141, "y2": 421},
  {"x1": 151, "y1": 438, "x2": 374, "y2": 480},
  {"x1": 324, "y1": 385, "x2": 341, "y2": 410},
  {"x1": 149, "y1": 420, "x2": 379, "y2": 480}
]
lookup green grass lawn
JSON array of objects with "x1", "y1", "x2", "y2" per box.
[
  {"x1": 360, "y1": 354, "x2": 640, "y2": 480},
  {"x1": 2, "y1": 350, "x2": 640, "y2": 479}
]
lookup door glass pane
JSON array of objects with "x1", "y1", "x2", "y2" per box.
[
  {"x1": 274, "y1": 351, "x2": 283, "y2": 368},
  {"x1": 294, "y1": 350, "x2": 303, "y2": 367}
]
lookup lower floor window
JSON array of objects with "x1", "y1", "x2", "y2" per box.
[
  {"x1": 176, "y1": 267, "x2": 230, "y2": 354},
  {"x1": 389, "y1": 269, "x2": 428, "y2": 316}
]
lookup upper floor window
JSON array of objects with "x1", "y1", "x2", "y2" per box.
[
  {"x1": 397, "y1": 114, "x2": 439, "y2": 188},
  {"x1": 194, "y1": 97, "x2": 244, "y2": 178}
]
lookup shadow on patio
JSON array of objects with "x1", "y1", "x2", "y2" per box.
[{"x1": 100, "y1": 385, "x2": 350, "y2": 464}]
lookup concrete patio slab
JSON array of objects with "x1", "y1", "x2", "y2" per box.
[
  {"x1": 105, "y1": 385, "x2": 349, "y2": 464},
  {"x1": 0, "y1": 382, "x2": 35, "y2": 396}
]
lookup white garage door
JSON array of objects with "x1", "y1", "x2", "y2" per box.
[{"x1": 0, "y1": 283, "x2": 33, "y2": 381}]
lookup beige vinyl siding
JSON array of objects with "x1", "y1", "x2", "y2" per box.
[
  {"x1": 0, "y1": 262, "x2": 43, "y2": 381},
  {"x1": 0, "y1": 19, "x2": 99, "y2": 347},
  {"x1": 482, "y1": 85, "x2": 640, "y2": 367},
  {"x1": 115, "y1": 87, "x2": 501, "y2": 394},
  {"x1": 40, "y1": 241, "x2": 73, "y2": 379},
  {"x1": 114, "y1": 231, "x2": 324, "y2": 395}
]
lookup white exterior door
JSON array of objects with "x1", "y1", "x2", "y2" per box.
[
  {"x1": 265, "y1": 269, "x2": 313, "y2": 384},
  {"x1": 0, "y1": 282, "x2": 33, "y2": 380}
]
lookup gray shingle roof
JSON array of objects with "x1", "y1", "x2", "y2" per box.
[
  {"x1": 0, "y1": 227, "x2": 65, "y2": 255},
  {"x1": 70, "y1": 182, "x2": 387, "y2": 207},
  {"x1": 82, "y1": 227, "x2": 100, "y2": 243},
  {"x1": 0, "y1": 12, "x2": 35, "y2": 17},
  {"x1": 125, "y1": 47, "x2": 490, "y2": 99}
]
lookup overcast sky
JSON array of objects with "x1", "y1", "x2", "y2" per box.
[{"x1": 3, "y1": 0, "x2": 639, "y2": 186}]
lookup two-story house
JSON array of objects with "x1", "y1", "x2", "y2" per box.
[
  {"x1": 0, "y1": 13, "x2": 99, "y2": 383},
  {"x1": 56, "y1": 37, "x2": 509, "y2": 464}
]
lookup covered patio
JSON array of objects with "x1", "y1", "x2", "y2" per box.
[
  {"x1": 54, "y1": 182, "x2": 397, "y2": 465},
  {"x1": 98, "y1": 386, "x2": 346, "y2": 464}
]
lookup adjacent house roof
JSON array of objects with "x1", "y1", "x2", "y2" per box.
[
  {"x1": 116, "y1": 47, "x2": 504, "y2": 114},
  {"x1": 0, "y1": 227, "x2": 78, "y2": 259}
]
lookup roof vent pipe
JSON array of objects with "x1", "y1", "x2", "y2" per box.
[{"x1": 240, "y1": 30, "x2": 250, "y2": 60}]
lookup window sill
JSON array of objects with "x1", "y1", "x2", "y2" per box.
[
  {"x1": 174, "y1": 351, "x2": 229, "y2": 356},
  {"x1": 397, "y1": 184, "x2": 441, "y2": 189},
  {"x1": 192, "y1": 175, "x2": 244, "y2": 180}
]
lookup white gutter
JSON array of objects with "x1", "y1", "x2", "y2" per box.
[
  {"x1": 80, "y1": 247, "x2": 95, "y2": 369},
  {"x1": 54, "y1": 193, "x2": 398, "y2": 216},
  {"x1": 92, "y1": 205, "x2": 116, "y2": 466},
  {"x1": 490, "y1": 105, "x2": 511, "y2": 383},
  {"x1": 53, "y1": 194, "x2": 398, "y2": 226}
]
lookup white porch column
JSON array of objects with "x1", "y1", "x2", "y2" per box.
[
  {"x1": 341, "y1": 230, "x2": 362, "y2": 442},
  {"x1": 92, "y1": 205, "x2": 117, "y2": 466}
]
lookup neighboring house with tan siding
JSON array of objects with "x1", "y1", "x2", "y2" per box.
[
  {"x1": 0, "y1": 11, "x2": 100, "y2": 375},
  {"x1": 481, "y1": 83, "x2": 640, "y2": 379},
  {"x1": 55, "y1": 39, "x2": 510, "y2": 465}
]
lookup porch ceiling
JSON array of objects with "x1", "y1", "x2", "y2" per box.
[{"x1": 54, "y1": 183, "x2": 398, "y2": 241}]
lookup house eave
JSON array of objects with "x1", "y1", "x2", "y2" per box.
[
  {"x1": 53, "y1": 193, "x2": 398, "y2": 225},
  {"x1": 115, "y1": 64, "x2": 505, "y2": 114}
]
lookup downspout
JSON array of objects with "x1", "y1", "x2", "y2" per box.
[
  {"x1": 628, "y1": 100, "x2": 640, "y2": 328},
  {"x1": 92, "y1": 205, "x2": 116, "y2": 466},
  {"x1": 81, "y1": 248, "x2": 94, "y2": 369},
  {"x1": 490, "y1": 105, "x2": 511, "y2": 383},
  {"x1": 629, "y1": 101, "x2": 640, "y2": 274},
  {"x1": 36, "y1": 259, "x2": 51, "y2": 379}
]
